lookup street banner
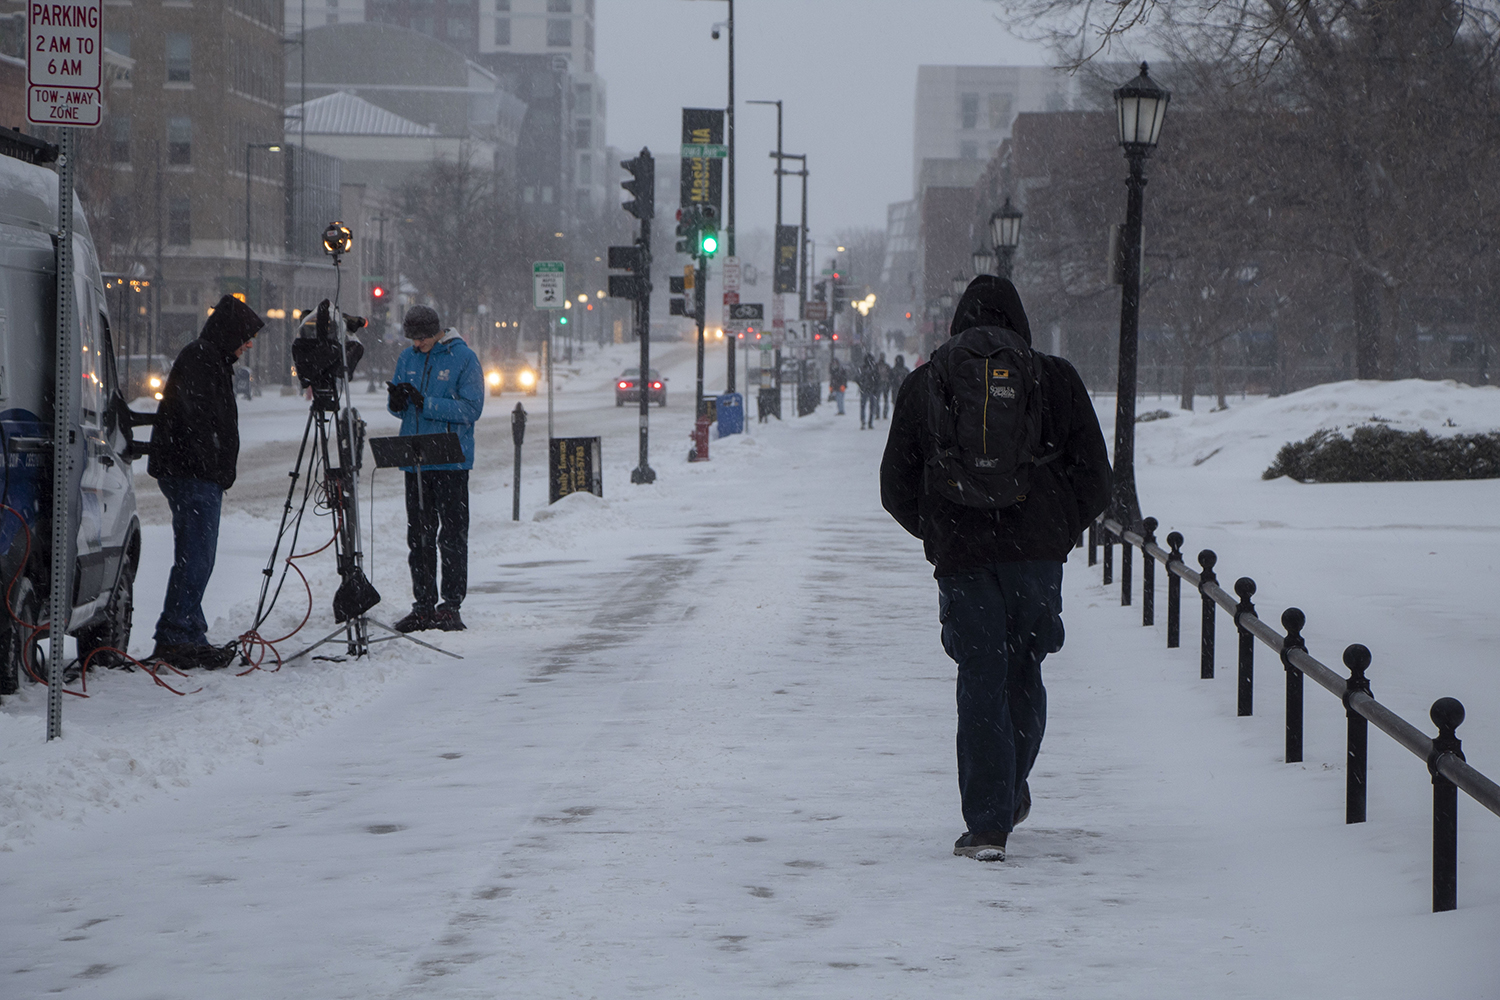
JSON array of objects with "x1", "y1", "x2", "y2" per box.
[
  {"x1": 27, "y1": 0, "x2": 103, "y2": 127},
  {"x1": 680, "y1": 108, "x2": 725, "y2": 213},
  {"x1": 774, "y1": 225, "x2": 799, "y2": 294},
  {"x1": 533, "y1": 261, "x2": 565, "y2": 309},
  {"x1": 549, "y1": 436, "x2": 602, "y2": 503}
]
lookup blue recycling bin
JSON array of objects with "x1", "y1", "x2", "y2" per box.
[{"x1": 716, "y1": 392, "x2": 744, "y2": 437}]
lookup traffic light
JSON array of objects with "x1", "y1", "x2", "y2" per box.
[
  {"x1": 371, "y1": 284, "x2": 386, "y2": 301},
  {"x1": 698, "y1": 205, "x2": 719, "y2": 257},
  {"x1": 607, "y1": 243, "x2": 649, "y2": 301},
  {"x1": 675, "y1": 208, "x2": 695, "y2": 255},
  {"x1": 621, "y1": 148, "x2": 655, "y2": 220}
]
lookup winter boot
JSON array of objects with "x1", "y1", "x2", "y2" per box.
[
  {"x1": 431, "y1": 605, "x2": 466, "y2": 632},
  {"x1": 394, "y1": 607, "x2": 437, "y2": 633},
  {"x1": 953, "y1": 830, "x2": 1007, "y2": 861}
]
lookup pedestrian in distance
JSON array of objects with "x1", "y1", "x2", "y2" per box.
[
  {"x1": 876, "y1": 352, "x2": 893, "y2": 420},
  {"x1": 387, "y1": 306, "x2": 484, "y2": 633},
  {"x1": 147, "y1": 294, "x2": 263, "y2": 670},
  {"x1": 856, "y1": 352, "x2": 879, "y2": 429},
  {"x1": 879, "y1": 275, "x2": 1111, "y2": 862},
  {"x1": 828, "y1": 356, "x2": 848, "y2": 415},
  {"x1": 889, "y1": 353, "x2": 911, "y2": 395}
]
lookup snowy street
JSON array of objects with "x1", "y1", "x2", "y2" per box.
[{"x1": 1, "y1": 344, "x2": 1497, "y2": 997}]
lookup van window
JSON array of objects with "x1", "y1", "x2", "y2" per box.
[{"x1": 75, "y1": 280, "x2": 102, "y2": 428}]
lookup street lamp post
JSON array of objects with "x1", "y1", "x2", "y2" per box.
[
  {"x1": 972, "y1": 248, "x2": 997, "y2": 279},
  {"x1": 245, "y1": 142, "x2": 282, "y2": 312},
  {"x1": 1110, "y1": 62, "x2": 1171, "y2": 531},
  {"x1": 989, "y1": 196, "x2": 1023, "y2": 281}
]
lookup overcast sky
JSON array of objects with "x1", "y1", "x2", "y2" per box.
[{"x1": 595, "y1": 0, "x2": 1049, "y2": 243}]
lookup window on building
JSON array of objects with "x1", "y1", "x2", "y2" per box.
[
  {"x1": 576, "y1": 189, "x2": 590, "y2": 211},
  {"x1": 523, "y1": 186, "x2": 536, "y2": 203},
  {"x1": 574, "y1": 119, "x2": 591, "y2": 148},
  {"x1": 167, "y1": 196, "x2": 191, "y2": 245},
  {"x1": 960, "y1": 93, "x2": 978, "y2": 130},
  {"x1": 110, "y1": 115, "x2": 130, "y2": 163},
  {"x1": 449, "y1": 17, "x2": 473, "y2": 38},
  {"x1": 578, "y1": 153, "x2": 592, "y2": 184},
  {"x1": 165, "y1": 34, "x2": 192, "y2": 83},
  {"x1": 541, "y1": 186, "x2": 554, "y2": 204},
  {"x1": 547, "y1": 17, "x2": 572, "y2": 46},
  {"x1": 167, "y1": 117, "x2": 192, "y2": 164},
  {"x1": 495, "y1": 16, "x2": 510, "y2": 44},
  {"x1": 987, "y1": 93, "x2": 1012, "y2": 130},
  {"x1": 959, "y1": 141, "x2": 978, "y2": 160},
  {"x1": 104, "y1": 30, "x2": 129, "y2": 58},
  {"x1": 547, "y1": 0, "x2": 572, "y2": 10}
]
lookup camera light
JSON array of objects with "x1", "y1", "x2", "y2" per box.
[{"x1": 322, "y1": 221, "x2": 354, "y2": 257}]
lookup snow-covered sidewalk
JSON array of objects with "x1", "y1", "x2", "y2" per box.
[{"x1": 0, "y1": 370, "x2": 1495, "y2": 998}]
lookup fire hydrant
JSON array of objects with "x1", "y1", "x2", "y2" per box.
[{"x1": 689, "y1": 415, "x2": 711, "y2": 462}]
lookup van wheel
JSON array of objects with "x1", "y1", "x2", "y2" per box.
[
  {"x1": 77, "y1": 550, "x2": 136, "y2": 670},
  {"x1": 0, "y1": 576, "x2": 43, "y2": 695}
]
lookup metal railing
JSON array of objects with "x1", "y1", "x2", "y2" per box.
[{"x1": 1088, "y1": 516, "x2": 1500, "y2": 912}]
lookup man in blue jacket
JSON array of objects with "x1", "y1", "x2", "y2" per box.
[{"x1": 387, "y1": 305, "x2": 484, "y2": 632}]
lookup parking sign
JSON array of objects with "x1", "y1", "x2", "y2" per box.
[
  {"x1": 533, "y1": 261, "x2": 565, "y2": 310},
  {"x1": 27, "y1": 1, "x2": 104, "y2": 128}
]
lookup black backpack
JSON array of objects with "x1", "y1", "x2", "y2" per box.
[{"x1": 923, "y1": 325, "x2": 1052, "y2": 509}]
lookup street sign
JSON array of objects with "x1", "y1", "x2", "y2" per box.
[
  {"x1": 722, "y1": 255, "x2": 740, "y2": 292},
  {"x1": 680, "y1": 143, "x2": 729, "y2": 159},
  {"x1": 729, "y1": 303, "x2": 763, "y2": 321},
  {"x1": 549, "y1": 436, "x2": 602, "y2": 503},
  {"x1": 804, "y1": 301, "x2": 829, "y2": 321},
  {"x1": 533, "y1": 261, "x2": 565, "y2": 309},
  {"x1": 27, "y1": 1, "x2": 103, "y2": 128}
]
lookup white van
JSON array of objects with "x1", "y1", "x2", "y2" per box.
[{"x1": 0, "y1": 128, "x2": 140, "y2": 697}]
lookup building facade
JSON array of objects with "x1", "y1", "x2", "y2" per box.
[{"x1": 912, "y1": 65, "x2": 1078, "y2": 188}]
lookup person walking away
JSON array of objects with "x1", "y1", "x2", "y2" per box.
[
  {"x1": 147, "y1": 295, "x2": 263, "y2": 669},
  {"x1": 828, "y1": 356, "x2": 848, "y2": 415},
  {"x1": 856, "y1": 352, "x2": 879, "y2": 429},
  {"x1": 879, "y1": 275, "x2": 1110, "y2": 862},
  {"x1": 387, "y1": 308, "x2": 484, "y2": 632},
  {"x1": 876, "y1": 353, "x2": 893, "y2": 419},
  {"x1": 889, "y1": 353, "x2": 911, "y2": 396}
]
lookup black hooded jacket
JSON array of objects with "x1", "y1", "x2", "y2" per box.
[
  {"x1": 147, "y1": 295, "x2": 263, "y2": 490},
  {"x1": 879, "y1": 276, "x2": 1111, "y2": 576}
]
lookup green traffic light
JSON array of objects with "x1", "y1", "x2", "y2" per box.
[
  {"x1": 700, "y1": 232, "x2": 719, "y2": 256},
  {"x1": 559, "y1": 316, "x2": 569, "y2": 325}
]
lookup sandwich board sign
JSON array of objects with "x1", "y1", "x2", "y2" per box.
[
  {"x1": 533, "y1": 261, "x2": 565, "y2": 309},
  {"x1": 27, "y1": 1, "x2": 104, "y2": 127}
]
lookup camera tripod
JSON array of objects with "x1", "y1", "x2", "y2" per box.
[{"x1": 247, "y1": 301, "x2": 460, "y2": 666}]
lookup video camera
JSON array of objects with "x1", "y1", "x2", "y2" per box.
[{"x1": 292, "y1": 299, "x2": 367, "y2": 409}]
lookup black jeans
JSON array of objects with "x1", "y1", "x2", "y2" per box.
[
  {"x1": 937, "y1": 560, "x2": 1065, "y2": 834},
  {"x1": 154, "y1": 476, "x2": 223, "y2": 646},
  {"x1": 404, "y1": 470, "x2": 469, "y2": 611}
]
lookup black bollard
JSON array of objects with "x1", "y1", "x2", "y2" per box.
[
  {"x1": 1343, "y1": 644, "x2": 1372, "y2": 825},
  {"x1": 1198, "y1": 550, "x2": 1217, "y2": 680},
  {"x1": 1166, "y1": 531, "x2": 1183, "y2": 649},
  {"x1": 1428, "y1": 697, "x2": 1466, "y2": 913},
  {"x1": 1280, "y1": 608, "x2": 1307, "y2": 764},
  {"x1": 511, "y1": 402, "x2": 527, "y2": 522},
  {"x1": 1102, "y1": 526, "x2": 1113, "y2": 585},
  {"x1": 1234, "y1": 577, "x2": 1256, "y2": 717},
  {"x1": 1141, "y1": 517, "x2": 1157, "y2": 627},
  {"x1": 1121, "y1": 535, "x2": 1133, "y2": 607}
]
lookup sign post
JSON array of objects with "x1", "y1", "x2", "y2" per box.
[
  {"x1": 533, "y1": 261, "x2": 565, "y2": 440},
  {"x1": 30, "y1": 0, "x2": 103, "y2": 742}
]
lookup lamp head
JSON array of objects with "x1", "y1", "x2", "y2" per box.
[{"x1": 1113, "y1": 61, "x2": 1171, "y2": 150}]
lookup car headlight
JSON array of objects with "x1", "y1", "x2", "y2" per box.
[
  {"x1": 519, "y1": 370, "x2": 536, "y2": 388},
  {"x1": 148, "y1": 376, "x2": 162, "y2": 389},
  {"x1": 487, "y1": 370, "x2": 502, "y2": 387}
]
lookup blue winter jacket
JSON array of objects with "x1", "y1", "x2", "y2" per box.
[{"x1": 387, "y1": 332, "x2": 484, "y2": 471}]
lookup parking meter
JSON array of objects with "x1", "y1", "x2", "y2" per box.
[{"x1": 511, "y1": 402, "x2": 526, "y2": 520}]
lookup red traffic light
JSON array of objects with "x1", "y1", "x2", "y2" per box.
[
  {"x1": 831, "y1": 333, "x2": 839, "y2": 340},
  {"x1": 371, "y1": 285, "x2": 386, "y2": 299}
]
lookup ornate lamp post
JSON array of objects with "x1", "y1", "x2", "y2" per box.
[
  {"x1": 989, "y1": 196, "x2": 1023, "y2": 281},
  {"x1": 1109, "y1": 62, "x2": 1170, "y2": 530},
  {"x1": 971, "y1": 247, "x2": 997, "y2": 278}
]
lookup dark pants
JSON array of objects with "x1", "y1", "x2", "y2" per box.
[
  {"x1": 859, "y1": 390, "x2": 878, "y2": 426},
  {"x1": 938, "y1": 560, "x2": 1065, "y2": 835},
  {"x1": 404, "y1": 470, "x2": 469, "y2": 611},
  {"x1": 154, "y1": 475, "x2": 223, "y2": 647}
]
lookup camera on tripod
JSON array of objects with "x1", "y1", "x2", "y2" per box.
[{"x1": 293, "y1": 299, "x2": 367, "y2": 411}]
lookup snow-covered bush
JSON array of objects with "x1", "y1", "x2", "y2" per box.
[{"x1": 1263, "y1": 426, "x2": 1500, "y2": 482}]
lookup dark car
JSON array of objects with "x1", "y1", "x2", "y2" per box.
[
  {"x1": 484, "y1": 359, "x2": 540, "y2": 397},
  {"x1": 615, "y1": 367, "x2": 666, "y2": 406}
]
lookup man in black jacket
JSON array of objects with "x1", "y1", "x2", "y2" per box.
[
  {"x1": 147, "y1": 295, "x2": 263, "y2": 668},
  {"x1": 880, "y1": 276, "x2": 1110, "y2": 861}
]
